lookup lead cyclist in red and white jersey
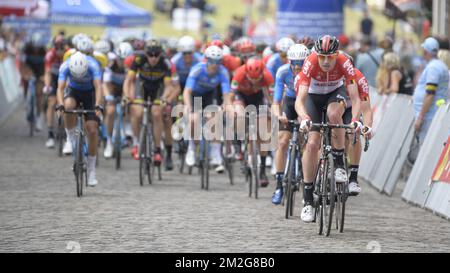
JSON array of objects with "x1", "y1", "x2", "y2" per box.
[{"x1": 295, "y1": 35, "x2": 362, "y2": 222}]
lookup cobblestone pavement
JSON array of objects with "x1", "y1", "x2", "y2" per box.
[{"x1": 1, "y1": 107, "x2": 450, "y2": 253}]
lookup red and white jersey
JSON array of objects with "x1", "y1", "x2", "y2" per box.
[
  {"x1": 355, "y1": 68, "x2": 369, "y2": 101},
  {"x1": 231, "y1": 65, "x2": 274, "y2": 96},
  {"x1": 45, "y1": 48, "x2": 64, "y2": 76},
  {"x1": 295, "y1": 52, "x2": 357, "y2": 95}
]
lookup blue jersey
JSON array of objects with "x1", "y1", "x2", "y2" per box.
[
  {"x1": 58, "y1": 55, "x2": 102, "y2": 91},
  {"x1": 185, "y1": 63, "x2": 230, "y2": 95},
  {"x1": 413, "y1": 58, "x2": 449, "y2": 120},
  {"x1": 266, "y1": 53, "x2": 284, "y2": 78},
  {"x1": 273, "y1": 63, "x2": 296, "y2": 103},
  {"x1": 171, "y1": 52, "x2": 202, "y2": 88}
]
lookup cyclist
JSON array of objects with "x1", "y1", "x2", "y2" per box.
[
  {"x1": 340, "y1": 52, "x2": 373, "y2": 196},
  {"x1": 183, "y1": 45, "x2": 232, "y2": 171},
  {"x1": 266, "y1": 37, "x2": 295, "y2": 78},
  {"x1": 295, "y1": 35, "x2": 362, "y2": 222},
  {"x1": 56, "y1": 52, "x2": 103, "y2": 186},
  {"x1": 124, "y1": 39, "x2": 180, "y2": 170},
  {"x1": 271, "y1": 44, "x2": 310, "y2": 204},
  {"x1": 103, "y1": 42, "x2": 134, "y2": 159},
  {"x1": 231, "y1": 58, "x2": 274, "y2": 187},
  {"x1": 171, "y1": 36, "x2": 202, "y2": 91},
  {"x1": 43, "y1": 35, "x2": 67, "y2": 148},
  {"x1": 22, "y1": 33, "x2": 47, "y2": 132}
]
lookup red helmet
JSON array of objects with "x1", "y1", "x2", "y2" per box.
[
  {"x1": 209, "y1": 39, "x2": 224, "y2": 49},
  {"x1": 314, "y1": 35, "x2": 339, "y2": 55},
  {"x1": 245, "y1": 58, "x2": 264, "y2": 80},
  {"x1": 239, "y1": 40, "x2": 256, "y2": 54}
]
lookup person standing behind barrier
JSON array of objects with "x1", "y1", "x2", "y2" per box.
[
  {"x1": 355, "y1": 36, "x2": 383, "y2": 87},
  {"x1": 376, "y1": 52, "x2": 413, "y2": 96},
  {"x1": 437, "y1": 49, "x2": 450, "y2": 100},
  {"x1": 413, "y1": 37, "x2": 449, "y2": 146}
]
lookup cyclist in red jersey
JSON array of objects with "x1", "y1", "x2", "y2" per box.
[
  {"x1": 295, "y1": 35, "x2": 362, "y2": 222},
  {"x1": 43, "y1": 35, "x2": 67, "y2": 148},
  {"x1": 231, "y1": 58, "x2": 274, "y2": 187}
]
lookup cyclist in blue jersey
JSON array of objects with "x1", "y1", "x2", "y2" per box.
[
  {"x1": 271, "y1": 44, "x2": 310, "y2": 205},
  {"x1": 56, "y1": 52, "x2": 103, "y2": 187},
  {"x1": 266, "y1": 37, "x2": 295, "y2": 79},
  {"x1": 171, "y1": 36, "x2": 203, "y2": 91},
  {"x1": 103, "y1": 42, "x2": 134, "y2": 159},
  {"x1": 183, "y1": 45, "x2": 232, "y2": 171}
]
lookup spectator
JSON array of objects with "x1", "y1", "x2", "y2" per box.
[
  {"x1": 437, "y1": 49, "x2": 450, "y2": 99},
  {"x1": 355, "y1": 36, "x2": 383, "y2": 87},
  {"x1": 360, "y1": 10, "x2": 373, "y2": 37},
  {"x1": 227, "y1": 15, "x2": 244, "y2": 42},
  {"x1": 413, "y1": 37, "x2": 449, "y2": 147},
  {"x1": 376, "y1": 52, "x2": 413, "y2": 96}
]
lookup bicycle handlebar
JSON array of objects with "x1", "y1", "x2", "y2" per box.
[{"x1": 63, "y1": 109, "x2": 97, "y2": 115}]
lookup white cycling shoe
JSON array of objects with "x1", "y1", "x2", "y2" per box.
[
  {"x1": 87, "y1": 169, "x2": 98, "y2": 187},
  {"x1": 45, "y1": 138, "x2": 55, "y2": 149},
  {"x1": 185, "y1": 149, "x2": 196, "y2": 167},
  {"x1": 301, "y1": 205, "x2": 315, "y2": 223},
  {"x1": 335, "y1": 168, "x2": 348, "y2": 183},
  {"x1": 348, "y1": 181, "x2": 361, "y2": 195},
  {"x1": 104, "y1": 142, "x2": 113, "y2": 159},
  {"x1": 63, "y1": 141, "x2": 73, "y2": 155}
]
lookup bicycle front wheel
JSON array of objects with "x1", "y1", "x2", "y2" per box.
[
  {"x1": 323, "y1": 153, "x2": 335, "y2": 237},
  {"x1": 75, "y1": 135, "x2": 84, "y2": 197},
  {"x1": 251, "y1": 139, "x2": 259, "y2": 199},
  {"x1": 138, "y1": 126, "x2": 149, "y2": 186},
  {"x1": 114, "y1": 115, "x2": 122, "y2": 170}
]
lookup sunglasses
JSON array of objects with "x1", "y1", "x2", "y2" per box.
[
  {"x1": 207, "y1": 58, "x2": 222, "y2": 65},
  {"x1": 317, "y1": 53, "x2": 338, "y2": 61},
  {"x1": 147, "y1": 52, "x2": 161, "y2": 58},
  {"x1": 290, "y1": 60, "x2": 304, "y2": 67}
]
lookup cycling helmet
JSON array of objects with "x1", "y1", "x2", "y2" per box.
[
  {"x1": 287, "y1": 44, "x2": 310, "y2": 61},
  {"x1": 145, "y1": 39, "x2": 163, "y2": 55},
  {"x1": 238, "y1": 39, "x2": 256, "y2": 54},
  {"x1": 245, "y1": 58, "x2": 265, "y2": 80},
  {"x1": 209, "y1": 39, "x2": 224, "y2": 49},
  {"x1": 116, "y1": 42, "x2": 134, "y2": 59},
  {"x1": 276, "y1": 37, "x2": 295, "y2": 53},
  {"x1": 222, "y1": 45, "x2": 231, "y2": 56},
  {"x1": 72, "y1": 33, "x2": 89, "y2": 49},
  {"x1": 77, "y1": 37, "x2": 94, "y2": 54},
  {"x1": 178, "y1": 36, "x2": 196, "y2": 53},
  {"x1": 314, "y1": 35, "x2": 339, "y2": 55},
  {"x1": 94, "y1": 40, "x2": 111, "y2": 55},
  {"x1": 298, "y1": 36, "x2": 315, "y2": 49},
  {"x1": 69, "y1": 52, "x2": 89, "y2": 78},
  {"x1": 262, "y1": 46, "x2": 273, "y2": 58},
  {"x1": 204, "y1": 45, "x2": 223, "y2": 61}
]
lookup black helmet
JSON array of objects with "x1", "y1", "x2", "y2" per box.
[
  {"x1": 145, "y1": 39, "x2": 163, "y2": 55},
  {"x1": 314, "y1": 35, "x2": 339, "y2": 55}
]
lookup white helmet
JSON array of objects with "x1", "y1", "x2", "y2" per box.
[
  {"x1": 276, "y1": 37, "x2": 295, "y2": 53},
  {"x1": 94, "y1": 40, "x2": 111, "y2": 55},
  {"x1": 204, "y1": 45, "x2": 223, "y2": 60},
  {"x1": 72, "y1": 33, "x2": 89, "y2": 48},
  {"x1": 287, "y1": 44, "x2": 310, "y2": 61},
  {"x1": 178, "y1": 36, "x2": 195, "y2": 53},
  {"x1": 116, "y1": 42, "x2": 134, "y2": 59},
  {"x1": 69, "y1": 52, "x2": 89, "y2": 78},
  {"x1": 77, "y1": 37, "x2": 94, "y2": 54},
  {"x1": 222, "y1": 45, "x2": 231, "y2": 56},
  {"x1": 262, "y1": 46, "x2": 273, "y2": 58}
]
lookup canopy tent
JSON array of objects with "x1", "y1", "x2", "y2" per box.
[
  {"x1": 0, "y1": 0, "x2": 39, "y2": 16},
  {"x1": 51, "y1": 0, "x2": 152, "y2": 27}
]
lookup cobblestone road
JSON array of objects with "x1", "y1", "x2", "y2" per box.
[{"x1": 1, "y1": 107, "x2": 450, "y2": 253}]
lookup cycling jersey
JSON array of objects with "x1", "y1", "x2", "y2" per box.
[
  {"x1": 45, "y1": 48, "x2": 64, "y2": 76},
  {"x1": 296, "y1": 52, "x2": 357, "y2": 95},
  {"x1": 185, "y1": 62, "x2": 230, "y2": 96},
  {"x1": 222, "y1": 54, "x2": 242, "y2": 74},
  {"x1": 171, "y1": 52, "x2": 202, "y2": 88},
  {"x1": 58, "y1": 55, "x2": 102, "y2": 91},
  {"x1": 273, "y1": 63, "x2": 296, "y2": 103},
  {"x1": 345, "y1": 68, "x2": 370, "y2": 109},
  {"x1": 104, "y1": 60, "x2": 126, "y2": 88},
  {"x1": 231, "y1": 65, "x2": 274, "y2": 96},
  {"x1": 24, "y1": 44, "x2": 46, "y2": 78},
  {"x1": 266, "y1": 53, "x2": 285, "y2": 78}
]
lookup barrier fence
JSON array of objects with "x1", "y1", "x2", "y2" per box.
[
  {"x1": 361, "y1": 88, "x2": 450, "y2": 220},
  {"x1": 0, "y1": 56, "x2": 22, "y2": 126}
]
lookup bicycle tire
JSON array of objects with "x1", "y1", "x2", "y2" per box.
[
  {"x1": 138, "y1": 126, "x2": 147, "y2": 186},
  {"x1": 285, "y1": 146, "x2": 295, "y2": 219},
  {"x1": 323, "y1": 153, "x2": 335, "y2": 237},
  {"x1": 57, "y1": 118, "x2": 64, "y2": 157},
  {"x1": 335, "y1": 183, "x2": 342, "y2": 230},
  {"x1": 339, "y1": 184, "x2": 347, "y2": 233},
  {"x1": 315, "y1": 160, "x2": 324, "y2": 235},
  {"x1": 75, "y1": 134, "x2": 84, "y2": 197},
  {"x1": 227, "y1": 158, "x2": 234, "y2": 185},
  {"x1": 114, "y1": 111, "x2": 122, "y2": 170},
  {"x1": 251, "y1": 139, "x2": 259, "y2": 199}
]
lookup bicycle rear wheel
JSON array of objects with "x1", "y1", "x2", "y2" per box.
[
  {"x1": 75, "y1": 135, "x2": 84, "y2": 197},
  {"x1": 114, "y1": 113, "x2": 122, "y2": 170},
  {"x1": 285, "y1": 146, "x2": 295, "y2": 219},
  {"x1": 138, "y1": 126, "x2": 150, "y2": 186},
  {"x1": 251, "y1": 139, "x2": 259, "y2": 199},
  {"x1": 202, "y1": 141, "x2": 210, "y2": 190}
]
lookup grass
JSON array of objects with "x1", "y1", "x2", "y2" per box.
[{"x1": 52, "y1": 1, "x2": 418, "y2": 43}]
